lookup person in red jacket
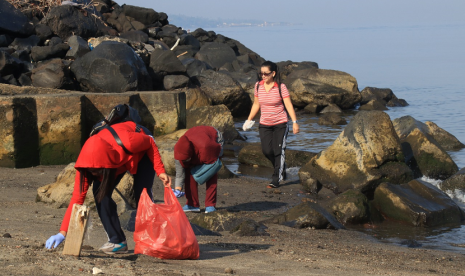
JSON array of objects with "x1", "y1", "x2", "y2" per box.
[
  {"x1": 174, "y1": 126, "x2": 223, "y2": 213},
  {"x1": 45, "y1": 120, "x2": 171, "y2": 254}
]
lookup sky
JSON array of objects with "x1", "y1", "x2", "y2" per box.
[{"x1": 117, "y1": 0, "x2": 465, "y2": 27}]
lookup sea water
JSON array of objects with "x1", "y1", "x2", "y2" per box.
[{"x1": 210, "y1": 24, "x2": 465, "y2": 252}]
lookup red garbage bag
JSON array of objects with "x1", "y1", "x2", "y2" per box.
[{"x1": 134, "y1": 187, "x2": 200, "y2": 259}]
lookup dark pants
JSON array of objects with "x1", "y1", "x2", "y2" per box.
[
  {"x1": 259, "y1": 122, "x2": 289, "y2": 185},
  {"x1": 92, "y1": 154, "x2": 155, "y2": 244},
  {"x1": 185, "y1": 169, "x2": 217, "y2": 208}
]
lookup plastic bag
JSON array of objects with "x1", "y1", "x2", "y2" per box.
[
  {"x1": 191, "y1": 158, "x2": 222, "y2": 185},
  {"x1": 134, "y1": 187, "x2": 199, "y2": 259}
]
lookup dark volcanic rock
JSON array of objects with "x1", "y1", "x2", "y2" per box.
[
  {"x1": 71, "y1": 41, "x2": 152, "y2": 92},
  {"x1": 42, "y1": 5, "x2": 106, "y2": 40},
  {"x1": 31, "y1": 44, "x2": 69, "y2": 62},
  {"x1": 31, "y1": 59, "x2": 76, "y2": 90},
  {"x1": 0, "y1": 0, "x2": 34, "y2": 37}
]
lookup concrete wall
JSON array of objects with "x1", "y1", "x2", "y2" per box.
[{"x1": 0, "y1": 91, "x2": 186, "y2": 168}]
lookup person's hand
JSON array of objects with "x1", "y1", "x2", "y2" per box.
[
  {"x1": 293, "y1": 122, "x2": 300, "y2": 134},
  {"x1": 159, "y1": 173, "x2": 171, "y2": 187},
  {"x1": 45, "y1": 233, "x2": 65, "y2": 249},
  {"x1": 242, "y1": 120, "x2": 255, "y2": 131},
  {"x1": 172, "y1": 188, "x2": 185, "y2": 198}
]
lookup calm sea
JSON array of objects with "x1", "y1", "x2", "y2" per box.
[{"x1": 211, "y1": 24, "x2": 465, "y2": 252}]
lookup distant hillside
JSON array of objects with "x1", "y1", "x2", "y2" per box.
[{"x1": 168, "y1": 14, "x2": 295, "y2": 30}]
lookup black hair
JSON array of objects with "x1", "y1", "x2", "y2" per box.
[
  {"x1": 79, "y1": 168, "x2": 117, "y2": 203},
  {"x1": 260, "y1": 60, "x2": 282, "y2": 86}
]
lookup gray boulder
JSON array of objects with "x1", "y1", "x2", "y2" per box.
[
  {"x1": 163, "y1": 74, "x2": 189, "y2": 90},
  {"x1": 284, "y1": 68, "x2": 361, "y2": 109},
  {"x1": 317, "y1": 113, "x2": 347, "y2": 126},
  {"x1": 31, "y1": 43, "x2": 69, "y2": 62},
  {"x1": 186, "y1": 104, "x2": 239, "y2": 143},
  {"x1": 71, "y1": 41, "x2": 152, "y2": 92},
  {"x1": 0, "y1": 0, "x2": 34, "y2": 37},
  {"x1": 31, "y1": 59, "x2": 76, "y2": 90},
  {"x1": 42, "y1": 5, "x2": 106, "y2": 40},
  {"x1": 361, "y1": 87, "x2": 408, "y2": 107},
  {"x1": 238, "y1": 143, "x2": 317, "y2": 168},
  {"x1": 182, "y1": 58, "x2": 212, "y2": 77},
  {"x1": 122, "y1": 4, "x2": 159, "y2": 25},
  {"x1": 359, "y1": 99, "x2": 388, "y2": 111},
  {"x1": 10, "y1": 35, "x2": 40, "y2": 52},
  {"x1": 299, "y1": 111, "x2": 413, "y2": 194},
  {"x1": 326, "y1": 190, "x2": 370, "y2": 225},
  {"x1": 277, "y1": 60, "x2": 319, "y2": 81},
  {"x1": 373, "y1": 180, "x2": 465, "y2": 227},
  {"x1": 195, "y1": 69, "x2": 251, "y2": 117},
  {"x1": 265, "y1": 201, "x2": 345, "y2": 229},
  {"x1": 194, "y1": 42, "x2": 237, "y2": 69},
  {"x1": 65, "y1": 35, "x2": 91, "y2": 59},
  {"x1": 440, "y1": 168, "x2": 465, "y2": 201},
  {"x1": 392, "y1": 115, "x2": 460, "y2": 179}
]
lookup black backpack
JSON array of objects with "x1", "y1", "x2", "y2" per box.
[{"x1": 89, "y1": 104, "x2": 143, "y2": 155}]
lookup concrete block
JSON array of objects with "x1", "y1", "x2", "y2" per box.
[{"x1": 36, "y1": 94, "x2": 82, "y2": 165}]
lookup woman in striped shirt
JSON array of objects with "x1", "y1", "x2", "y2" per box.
[{"x1": 244, "y1": 61, "x2": 299, "y2": 188}]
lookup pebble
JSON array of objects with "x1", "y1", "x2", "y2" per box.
[
  {"x1": 224, "y1": 267, "x2": 234, "y2": 274},
  {"x1": 3, "y1": 233, "x2": 11, "y2": 238}
]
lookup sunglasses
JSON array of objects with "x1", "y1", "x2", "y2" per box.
[{"x1": 260, "y1": 72, "x2": 273, "y2": 77}]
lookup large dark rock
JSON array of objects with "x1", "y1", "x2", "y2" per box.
[
  {"x1": 373, "y1": 180, "x2": 465, "y2": 227},
  {"x1": 317, "y1": 113, "x2": 347, "y2": 126},
  {"x1": 31, "y1": 44, "x2": 69, "y2": 62},
  {"x1": 182, "y1": 58, "x2": 212, "y2": 77},
  {"x1": 361, "y1": 87, "x2": 408, "y2": 107},
  {"x1": 326, "y1": 190, "x2": 370, "y2": 225},
  {"x1": 299, "y1": 111, "x2": 412, "y2": 194},
  {"x1": 238, "y1": 143, "x2": 317, "y2": 168},
  {"x1": 163, "y1": 75, "x2": 189, "y2": 90},
  {"x1": 122, "y1": 4, "x2": 159, "y2": 25},
  {"x1": 0, "y1": 0, "x2": 34, "y2": 37},
  {"x1": 277, "y1": 61, "x2": 319, "y2": 81},
  {"x1": 284, "y1": 68, "x2": 361, "y2": 109},
  {"x1": 194, "y1": 42, "x2": 237, "y2": 69},
  {"x1": 440, "y1": 168, "x2": 465, "y2": 199},
  {"x1": 65, "y1": 35, "x2": 91, "y2": 59},
  {"x1": 265, "y1": 201, "x2": 345, "y2": 229},
  {"x1": 42, "y1": 5, "x2": 106, "y2": 40},
  {"x1": 392, "y1": 116, "x2": 459, "y2": 179},
  {"x1": 71, "y1": 41, "x2": 152, "y2": 92},
  {"x1": 195, "y1": 70, "x2": 251, "y2": 117},
  {"x1": 34, "y1": 24, "x2": 53, "y2": 43},
  {"x1": 186, "y1": 105, "x2": 239, "y2": 143},
  {"x1": 149, "y1": 48, "x2": 186, "y2": 74},
  {"x1": 119, "y1": 30, "x2": 149, "y2": 43},
  {"x1": 179, "y1": 34, "x2": 200, "y2": 49},
  {"x1": 10, "y1": 35, "x2": 40, "y2": 52},
  {"x1": 31, "y1": 59, "x2": 76, "y2": 90},
  {"x1": 0, "y1": 51, "x2": 24, "y2": 77}
]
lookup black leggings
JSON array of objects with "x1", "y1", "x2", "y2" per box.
[
  {"x1": 92, "y1": 154, "x2": 155, "y2": 243},
  {"x1": 259, "y1": 122, "x2": 289, "y2": 185}
]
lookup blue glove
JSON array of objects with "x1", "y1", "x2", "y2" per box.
[
  {"x1": 45, "y1": 233, "x2": 65, "y2": 249},
  {"x1": 172, "y1": 189, "x2": 185, "y2": 198}
]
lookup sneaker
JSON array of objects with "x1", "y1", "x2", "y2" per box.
[
  {"x1": 205, "y1": 206, "x2": 217, "y2": 213},
  {"x1": 99, "y1": 241, "x2": 128, "y2": 254},
  {"x1": 182, "y1": 205, "x2": 200, "y2": 212},
  {"x1": 267, "y1": 183, "x2": 279, "y2": 188}
]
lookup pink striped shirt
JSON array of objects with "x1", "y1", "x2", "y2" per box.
[{"x1": 254, "y1": 81, "x2": 290, "y2": 125}]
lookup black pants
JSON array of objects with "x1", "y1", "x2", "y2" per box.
[
  {"x1": 259, "y1": 122, "x2": 289, "y2": 185},
  {"x1": 92, "y1": 154, "x2": 155, "y2": 244}
]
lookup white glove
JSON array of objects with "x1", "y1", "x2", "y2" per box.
[{"x1": 242, "y1": 120, "x2": 255, "y2": 131}]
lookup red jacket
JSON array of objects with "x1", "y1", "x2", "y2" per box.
[
  {"x1": 174, "y1": 126, "x2": 221, "y2": 168},
  {"x1": 60, "y1": 121, "x2": 166, "y2": 232}
]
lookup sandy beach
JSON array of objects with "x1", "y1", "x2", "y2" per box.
[{"x1": 1, "y1": 165, "x2": 464, "y2": 276}]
